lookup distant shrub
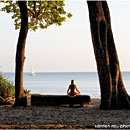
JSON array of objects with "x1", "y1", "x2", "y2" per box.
[
  {"x1": 0, "y1": 73, "x2": 15, "y2": 97},
  {"x1": 24, "y1": 89, "x2": 31, "y2": 94}
]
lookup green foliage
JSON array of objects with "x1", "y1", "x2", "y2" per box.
[
  {"x1": 0, "y1": 1, "x2": 72, "y2": 31},
  {"x1": 24, "y1": 89, "x2": 31, "y2": 94},
  {"x1": 0, "y1": 73, "x2": 15, "y2": 97}
]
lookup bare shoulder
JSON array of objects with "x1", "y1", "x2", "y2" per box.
[
  {"x1": 69, "y1": 85, "x2": 71, "y2": 88},
  {"x1": 74, "y1": 85, "x2": 77, "y2": 88}
]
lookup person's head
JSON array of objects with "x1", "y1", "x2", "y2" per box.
[{"x1": 71, "y1": 80, "x2": 75, "y2": 85}]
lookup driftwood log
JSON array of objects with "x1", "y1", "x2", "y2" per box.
[{"x1": 31, "y1": 95, "x2": 91, "y2": 107}]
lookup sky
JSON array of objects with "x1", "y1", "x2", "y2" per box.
[{"x1": 0, "y1": 1, "x2": 130, "y2": 72}]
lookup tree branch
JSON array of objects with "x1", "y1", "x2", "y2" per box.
[
  {"x1": 33, "y1": 1, "x2": 37, "y2": 18},
  {"x1": 27, "y1": 8, "x2": 35, "y2": 18}
]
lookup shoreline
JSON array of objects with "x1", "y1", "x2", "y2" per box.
[{"x1": 1, "y1": 98, "x2": 130, "y2": 129}]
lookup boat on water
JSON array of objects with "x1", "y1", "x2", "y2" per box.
[{"x1": 31, "y1": 67, "x2": 35, "y2": 76}]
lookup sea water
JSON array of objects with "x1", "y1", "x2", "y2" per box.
[{"x1": 2, "y1": 72, "x2": 130, "y2": 98}]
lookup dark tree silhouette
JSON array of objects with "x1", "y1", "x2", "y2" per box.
[
  {"x1": 87, "y1": 1, "x2": 130, "y2": 109},
  {"x1": 0, "y1": 1, "x2": 71, "y2": 106},
  {"x1": 14, "y1": 1, "x2": 28, "y2": 106}
]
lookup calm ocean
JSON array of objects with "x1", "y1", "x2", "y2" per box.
[{"x1": 2, "y1": 72, "x2": 130, "y2": 98}]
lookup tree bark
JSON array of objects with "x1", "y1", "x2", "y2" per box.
[
  {"x1": 14, "y1": 1, "x2": 28, "y2": 106},
  {"x1": 87, "y1": 1, "x2": 130, "y2": 109}
]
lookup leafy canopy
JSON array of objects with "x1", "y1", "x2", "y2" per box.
[{"x1": 0, "y1": 1, "x2": 72, "y2": 31}]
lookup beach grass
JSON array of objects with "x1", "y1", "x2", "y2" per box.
[{"x1": 0, "y1": 73, "x2": 15, "y2": 97}]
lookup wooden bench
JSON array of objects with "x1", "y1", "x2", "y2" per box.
[{"x1": 31, "y1": 94, "x2": 91, "y2": 107}]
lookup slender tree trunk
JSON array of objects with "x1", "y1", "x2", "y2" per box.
[
  {"x1": 87, "y1": 1, "x2": 130, "y2": 109},
  {"x1": 14, "y1": 1, "x2": 28, "y2": 106}
]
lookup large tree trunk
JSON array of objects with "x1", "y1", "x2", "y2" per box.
[
  {"x1": 87, "y1": 1, "x2": 130, "y2": 109},
  {"x1": 14, "y1": 1, "x2": 28, "y2": 106}
]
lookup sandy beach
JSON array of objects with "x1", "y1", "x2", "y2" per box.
[{"x1": 0, "y1": 99, "x2": 130, "y2": 129}]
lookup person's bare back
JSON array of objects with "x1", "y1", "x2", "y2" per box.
[{"x1": 67, "y1": 80, "x2": 80, "y2": 96}]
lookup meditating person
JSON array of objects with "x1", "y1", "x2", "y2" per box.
[{"x1": 67, "y1": 80, "x2": 80, "y2": 96}]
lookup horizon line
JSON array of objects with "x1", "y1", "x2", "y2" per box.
[{"x1": 1, "y1": 71, "x2": 130, "y2": 73}]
